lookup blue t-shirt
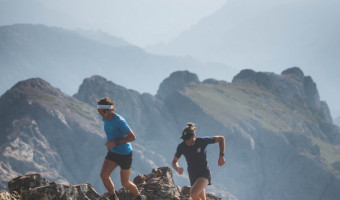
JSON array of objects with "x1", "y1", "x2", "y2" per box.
[
  {"x1": 175, "y1": 136, "x2": 215, "y2": 173},
  {"x1": 103, "y1": 113, "x2": 132, "y2": 155}
]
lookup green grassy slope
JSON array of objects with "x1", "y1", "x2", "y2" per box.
[{"x1": 184, "y1": 81, "x2": 311, "y2": 132}]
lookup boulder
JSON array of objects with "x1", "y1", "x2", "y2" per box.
[
  {"x1": 117, "y1": 167, "x2": 223, "y2": 200},
  {"x1": 23, "y1": 182, "x2": 103, "y2": 200},
  {"x1": 8, "y1": 174, "x2": 48, "y2": 196},
  {"x1": 7, "y1": 173, "x2": 103, "y2": 200}
]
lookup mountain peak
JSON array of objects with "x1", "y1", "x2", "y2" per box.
[
  {"x1": 157, "y1": 71, "x2": 199, "y2": 98},
  {"x1": 0, "y1": 78, "x2": 64, "y2": 113},
  {"x1": 232, "y1": 67, "x2": 332, "y2": 123},
  {"x1": 73, "y1": 75, "x2": 140, "y2": 107},
  {"x1": 11, "y1": 78, "x2": 61, "y2": 94},
  {"x1": 281, "y1": 67, "x2": 305, "y2": 82},
  {"x1": 232, "y1": 69, "x2": 274, "y2": 90}
]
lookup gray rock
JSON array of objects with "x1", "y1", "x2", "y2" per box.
[
  {"x1": 0, "y1": 190, "x2": 14, "y2": 200},
  {"x1": 232, "y1": 67, "x2": 333, "y2": 124},
  {"x1": 5, "y1": 167, "x2": 223, "y2": 200},
  {"x1": 281, "y1": 67, "x2": 305, "y2": 82},
  {"x1": 157, "y1": 71, "x2": 199, "y2": 98},
  {"x1": 22, "y1": 182, "x2": 104, "y2": 200},
  {"x1": 8, "y1": 174, "x2": 48, "y2": 196}
]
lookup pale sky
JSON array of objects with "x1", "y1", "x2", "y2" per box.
[{"x1": 35, "y1": 0, "x2": 229, "y2": 47}]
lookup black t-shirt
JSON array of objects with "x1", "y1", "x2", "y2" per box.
[{"x1": 175, "y1": 136, "x2": 215, "y2": 173}]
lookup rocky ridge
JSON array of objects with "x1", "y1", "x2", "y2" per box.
[
  {"x1": 1, "y1": 67, "x2": 340, "y2": 200},
  {"x1": 232, "y1": 67, "x2": 339, "y2": 145},
  {"x1": 0, "y1": 167, "x2": 227, "y2": 200},
  {"x1": 232, "y1": 67, "x2": 332, "y2": 124}
]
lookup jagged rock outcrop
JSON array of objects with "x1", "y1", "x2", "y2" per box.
[
  {"x1": 117, "y1": 167, "x2": 226, "y2": 200},
  {"x1": 0, "y1": 78, "x2": 104, "y2": 191},
  {"x1": 0, "y1": 78, "x2": 108, "y2": 189},
  {"x1": 1, "y1": 173, "x2": 103, "y2": 200},
  {"x1": 281, "y1": 67, "x2": 305, "y2": 81},
  {"x1": 232, "y1": 67, "x2": 332, "y2": 124},
  {"x1": 231, "y1": 68, "x2": 338, "y2": 141},
  {"x1": 157, "y1": 71, "x2": 199, "y2": 99},
  {"x1": 0, "y1": 167, "x2": 226, "y2": 200}
]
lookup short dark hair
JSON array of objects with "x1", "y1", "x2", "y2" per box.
[{"x1": 97, "y1": 97, "x2": 114, "y2": 105}]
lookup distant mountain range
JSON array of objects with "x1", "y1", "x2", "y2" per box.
[
  {"x1": 147, "y1": 0, "x2": 340, "y2": 68},
  {"x1": 0, "y1": 24, "x2": 237, "y2": 97},
  {"x1": 1, "y1": 67, "x2": 340, "y2": 200},
  {"x1": 146, "y1": 0, "x2": 340, "y2": 118}
]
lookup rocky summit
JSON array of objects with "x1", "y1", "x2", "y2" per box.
[
  {"x1": 232, "y1": 67, "x2": 333, "y2": 124},
  {"x1": 0, "y1": 167, "x2": 226, "y2": 200}
]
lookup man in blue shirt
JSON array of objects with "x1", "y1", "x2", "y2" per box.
[
  {"x1": 172, "y1": 123, "x2": 225, "y2": 200},
  {"x1": 97, "y1": 97, "x2": 146, "y2": 200}
]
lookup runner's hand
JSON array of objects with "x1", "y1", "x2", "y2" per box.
[
  {"x1": 218, "y1": 156, "x2": 225, "y2": 166},
  {"x1": 177, "y1": 167, "x2": 184, "y2": 175},
  {"x1": 105, "y1": 140, "x2": 116, "y2": 150}
]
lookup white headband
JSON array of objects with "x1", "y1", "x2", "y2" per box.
[{"x1": 97, "y1": 105, "x2": 114, "y2": 109}]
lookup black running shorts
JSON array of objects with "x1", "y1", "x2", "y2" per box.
[
  {"x1": 105, "y1": 151, "x2": 133, "y2": 170},
  {"x1": 189, "y1": 168, "x2": 211, "y2": 186}
]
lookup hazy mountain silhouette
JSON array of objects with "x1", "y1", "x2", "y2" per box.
[
  {"x1": 148, "y1": 0, "x2": 340, "y2": 67},
  {"x1": 0, "y1": 24, "x2": 235, "y2": 97},
  {"x1": 147, "y1": 0, "x2": 340, "y2": 118},
  {"x1": 74, "y1": 29, "x2": 132, "y2": 47},
  {"x1": 0, "y1": 0, "x2": 87, "y2": 30}
]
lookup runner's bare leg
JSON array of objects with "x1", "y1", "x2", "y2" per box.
[
  {"x1": 121, "y1": 168, "x2": 140, "y2": 197},
  {"x1": 190, "y1": 177, "x2": 209, "y2": 200},
  {"x1": 100, "y1": 159, "x2": 118, "y2": 194}
]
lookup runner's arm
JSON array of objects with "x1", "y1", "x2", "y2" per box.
[
  {"x1": 172, "y1": 156, "x2": 184, "y2": 175},
  {"x1": 106, "y1": 130, "x2": 136, "y2": 149},
  {"x1": 116, "y1": 130, "x2": 136, "y2": 144},
  {"x1": 214, "y1": 136, "x2": 226, "y2": 166}
]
